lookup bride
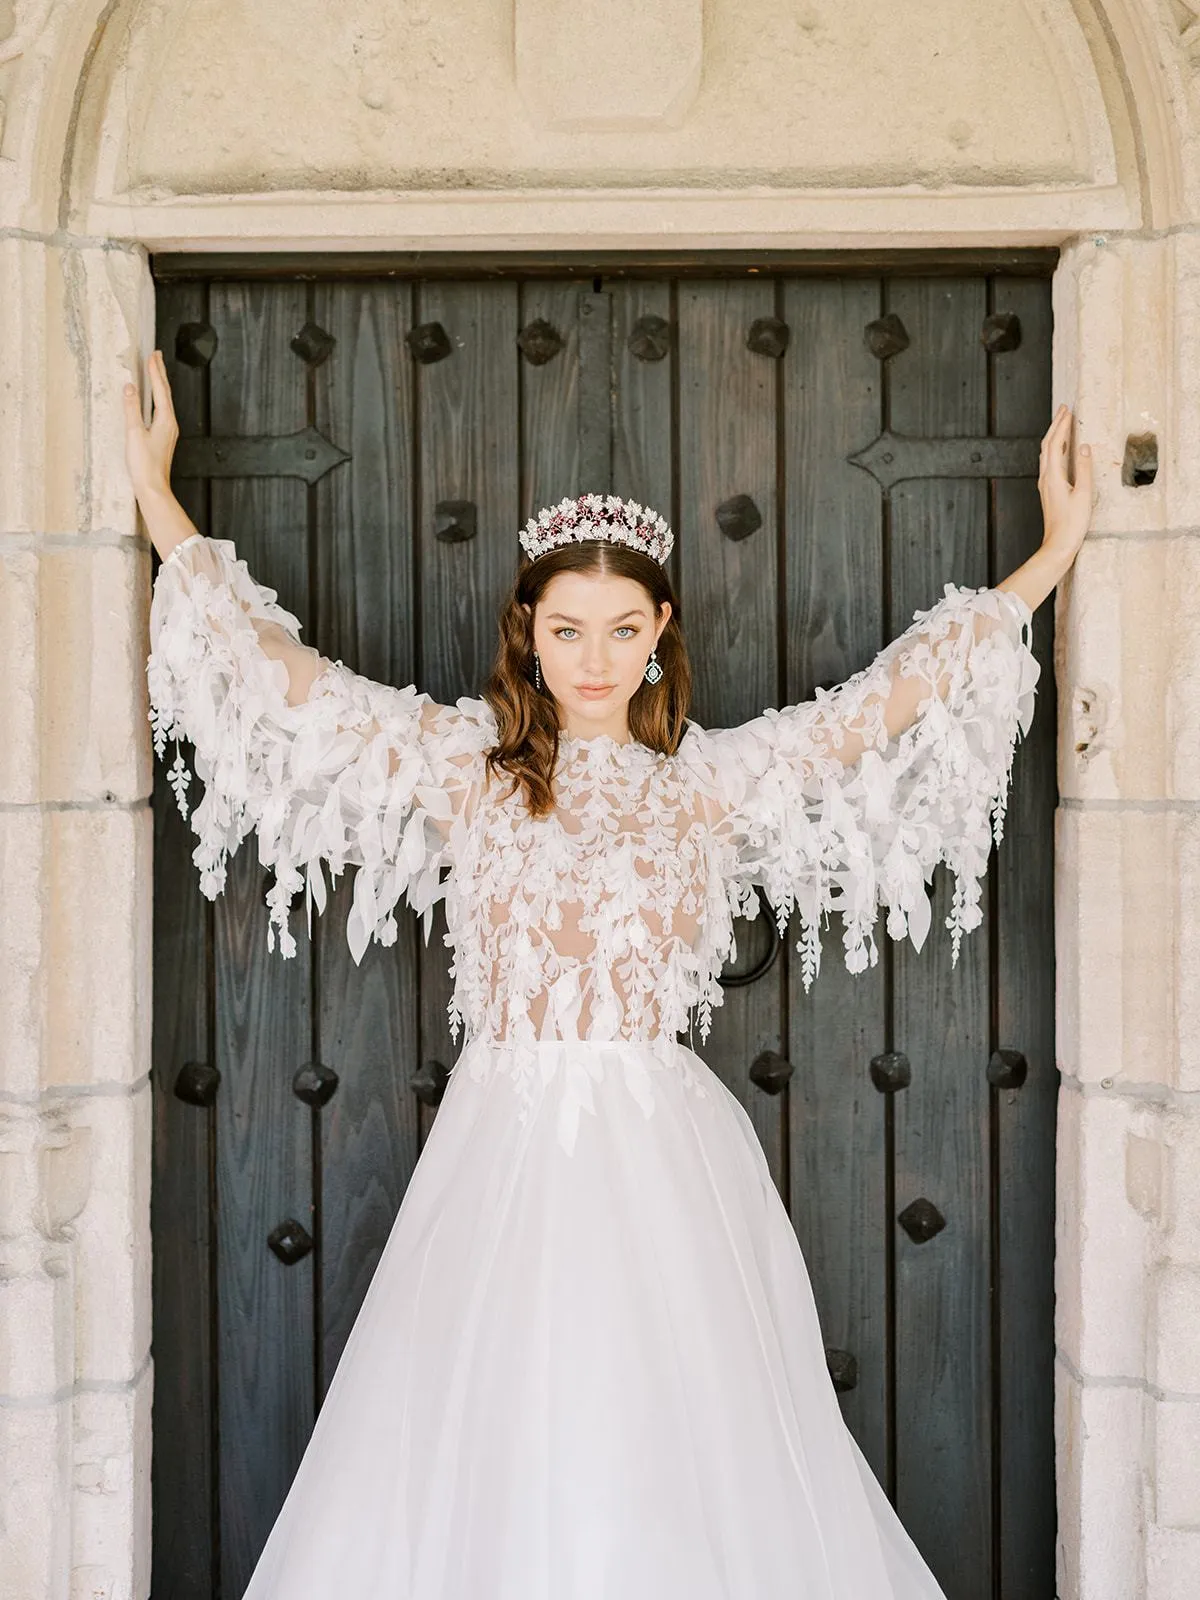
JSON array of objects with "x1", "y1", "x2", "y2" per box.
[{"x1": 125, "y1": 350, "x2": 1091, "y2": 1599}]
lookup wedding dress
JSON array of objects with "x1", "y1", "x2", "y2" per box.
[{"x1": 146, "y1": 531, "x2": 1040, "y2": 1600}]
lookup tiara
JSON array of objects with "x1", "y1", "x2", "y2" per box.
[{"x1": 519, "y1": 494, "x2": 674, "y2": 565}]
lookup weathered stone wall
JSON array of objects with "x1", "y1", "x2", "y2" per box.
[{"x1": 1, "y1": 3, "x2": 1199, "y2": 1598}]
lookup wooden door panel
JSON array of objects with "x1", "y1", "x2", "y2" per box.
[
  {"x1": 151, "y1": 264, "x2": 1056, "y2": 1600},
  {"x1": 311, "y1": 281, "x2": 424, "y2": 1387},
  {"x1": 887, "y1": 277, "x2": 994, "y2": 1595},
  {"x1": 677, "y1": 278, "x2": 787, "y2": 1184},
  {"x1": 781, "y1": 274, "x2": 892, "y2": 1485},
  {"x1": 206, "y1": 282, "x2": 317, "y2": 1598}
]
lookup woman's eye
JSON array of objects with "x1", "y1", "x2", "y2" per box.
[{"x1": 553, "y1": 627, "x2": 577, "y2": 640}]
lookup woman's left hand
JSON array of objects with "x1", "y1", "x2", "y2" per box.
[{"x1": 1038, "y1": 403, "x2": 1094, "y2": 567}]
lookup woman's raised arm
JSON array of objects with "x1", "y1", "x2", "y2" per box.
[
  {"x1": 127, "y1": 352, "x2": 497, "y2": 965},
  {"x1": 679, "y1": 403, "x2": 1092, "y2": 991}
]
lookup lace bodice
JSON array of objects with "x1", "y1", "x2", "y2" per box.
[{"x1": 147, "y1": 533, "x2": 1040, "y2": 1047}]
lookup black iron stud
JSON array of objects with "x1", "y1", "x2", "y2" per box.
[
  {"x1": 292, "y1": 1061, "x2": 340, "y2": 1107},
  {"x1": 411, "y1": 1060, "x2": 450, "y2": 1107},
  {"x1": 749, "y1": 1049, "x2": 794, "y2": 1095},
  {"x1": 517, "y1": 319, "x2": 565, "y2": 366},
  {"x1": 868, "y1": 1051, "x2": 911, "y2": 1094},
  {"x1": 864, "y1": 313, "x2": 910, "y2": 361},
  {"x1": 291, "y1": 321, "x2": 337, "y2": 367},
  {"x1": 898, "y1": 1197, "x2": 946, "y2": 1244},
  {"x1": 746, "y1": 317, "x2": 790, "y2": 359},
  {"x1": 627, "y1": 314, "x2": 672, "y2": 362},
  {"x1": 173, "y1": 1061, "x2": 220, "y2": 1107},
  {"x1": 986, "y1": 1048, "x2": 1028, "y2": 1090},
  {"x1": 980, "y1": 311, "x2": 1022, "y2": 354},
  {"x1": 715, "y1": 494, "x2": 762, "y2": 542},
  {"x1": 434, "y1": 500, "x2": 477, "y2": 544},
  {"x1": 267, "y1": 1219, "x2": 314, "y2": 1265},
  {"x1": 405, "y1": 321, "x2": 454, "y2": 364},
  {"x1": 1122, "y1": 433, "x2": 1158, "y2": 487},
  {"x1": 174, "y1": 321, "x2": 218, "y2": 369},
  {"x1": 825, "y1": 1347, "x2": 859, "y2": 1393}
]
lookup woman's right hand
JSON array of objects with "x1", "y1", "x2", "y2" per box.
[{"x1": 123, "y1": 349, "x2": 179, "y2": 502}]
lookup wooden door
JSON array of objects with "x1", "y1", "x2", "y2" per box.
[{"x1": 150, "y1": 261, "x2": 1057, "y2": 1600}]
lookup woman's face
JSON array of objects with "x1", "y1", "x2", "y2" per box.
[{"x1": 523, "y1": 570, "x2": 671, "y2": 740}]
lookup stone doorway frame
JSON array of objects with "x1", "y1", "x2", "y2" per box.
[{"x1": 3, "y1": 5, "x2": 1200, "y2": 1600}]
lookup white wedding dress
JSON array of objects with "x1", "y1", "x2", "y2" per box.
[{"x1": 147, "y1": 532, "x2": 1040, "y2": 1600}]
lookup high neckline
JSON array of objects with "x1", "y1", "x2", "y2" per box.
[{"x1": 557, "y1": 729, "x2": 655, "y2": 763}]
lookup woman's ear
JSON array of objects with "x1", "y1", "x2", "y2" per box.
[{"x1": 655, "y1": 600, "x2": 673, "y2": 644}]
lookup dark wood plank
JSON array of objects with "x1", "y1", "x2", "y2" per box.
[
  {"x1": 888, "y1": 276, "x2": 993, "y2": 1600},
  {"x1": 413, "y1": 281, "x2": 521, "y2": 1120},
  {"x1": 150, "y1": 280, "x2": 216, "y2": 1600},
  {"x1": 519, "y1": 280, "x2": 582, "y2": 514},
  {"x1": 676, "y1": 279, "x2": 785, "y2": 1185},
  {"x1": 781, "y1": 275, "x2": 891, "y2": 1483},
  {"x1": 311, "y1": 281, "x2": 425, "y2": 1389},
  {"x1": 611, "y1": 280, "x2": 674, "y2": 526},
  {"x1": 207, "y1": 281, "x2": 316, "y2": 1598},
  {"x1": 991, "y1": 274, "x2": 1058, "y2": 1600}
]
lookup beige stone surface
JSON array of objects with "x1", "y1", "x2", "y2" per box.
[
  {"x1": 42, "y1": 806, "x2": 152, "y2": 1092},
  {"x1": 2, "y1": 2, "x2": 1200, "y2": 1599},
  {"x1": 97, "y1": 0, "x2": 1108, "y2": 197},
  {"x1": 38, "y1": 543, "x2": 151, "y2": 805},
  {"x1": 1056, "y1": 805, "x2": 1181, "y2": 1088},
  {"x1": 1055, "y1": 1370, "x2": 1145, "y2": 1600}
]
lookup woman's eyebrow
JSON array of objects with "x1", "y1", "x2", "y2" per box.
[{"x1": 544, "y1": 610, "x2": 646, "y2": 625}]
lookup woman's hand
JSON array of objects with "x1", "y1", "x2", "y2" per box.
[
  {"x1": 122, "y1": 350, "x2": 199, "y2": 562},
  {"x1": 123, "y1": 349, "x2": 179, "y2": 502},
  {"x1": 1038, "y1": 402, "x2": 1093, "y2": 568}
]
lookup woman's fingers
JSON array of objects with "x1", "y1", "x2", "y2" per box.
[{"x1": 147, "y1": 350, "x2": 177, "y2": 429}]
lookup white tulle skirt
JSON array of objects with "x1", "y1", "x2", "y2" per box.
[{"x1": 240, "y1": 1036, "x2": 948, "y2": 1600}]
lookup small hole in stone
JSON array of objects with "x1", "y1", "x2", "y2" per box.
[{"x1": 1121, "y1": 431, "x2": 1158, "y2": 487}]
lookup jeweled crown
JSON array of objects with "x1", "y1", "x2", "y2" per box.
[{"x1": 519, "y1": 494, "x2": 674, "y2": 565}]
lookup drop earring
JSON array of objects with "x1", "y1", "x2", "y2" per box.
[
  {"x1": 643, "y1": 649, "x2": 663, "y2": 685},
  {"x1": 533, "y1": 651, "x2": 543, "y2": 692}
]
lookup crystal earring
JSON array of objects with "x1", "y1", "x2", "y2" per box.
[
  {"x1": 533, "y1": 651, "x2": 542, "y2": 692},
  {"x1": 643, "y1": 649, "x2": 663, "y2": 685}
]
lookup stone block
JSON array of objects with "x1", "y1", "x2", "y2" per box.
[
  {"x1": 0, "y1": 542, "x2": 39, "y2": 803},
  {"x1": 1178, "y1": 816, "x2": 1200, "y2": 1095},
  {"x1": 0, "y1": 808, "x2": 44, "y2": 1101},
  {"x1": 1055, "y1": 1088, "x2": 1150, "y2": 1379},
  {"x1": 1168, "y1": 233, "x2": 1200, "y2": 532},
  {"x1": 1168, "y1": 539, "x2": 1200, "y2": 801},
  {"x1": 0, "y1": 238, "x2": 87, "y2": 536},
  {"x1": 70, "y1": 1363, "x2": 152, "y2": 1599},
  {"x1": 38, "y1": 541, "x2": 152, "y2": 806},
  {"x1": 1151, "y1": 1264, "x2": 1200, "y2": 1396},
  {"x1": 1055, "y1": 1363, "x2": 1145, "y2": 1600},
  {"x1": 1055, "y1": 237, "x2": 1166, "y2": 538},
  {"x1": 1056, "y1": 805, "x2": 1178, "y2": 1088},
  {"x1": 64, "y1": 1085, "x2": 152, "y2": 1387},
  {"x1": 1146, "y1": 1525, "x2": 1200, "y2": 1600},
  {"x1": 1153, "y1": 1397, "x2": 1200, "y2": 1528},
  {"x1": 1057, "y1": 535, "x2": 1170, "y2": 803},
  {"x1": 0, "y1": 1398, "x2": 71, "y2": 1600},
  {"x1": 1158, "y1": 1107, "x2": 1200, "y2": 1263},
  {"x1": 78, "y1": 246, "x2": 154, "y2": 539},
  {"x1": 42, "y1": 806, "x2": 152, "y2": 1092}
]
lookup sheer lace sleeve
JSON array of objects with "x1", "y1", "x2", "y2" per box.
[
  {"x1": 678, "y1": 583, "x2": 1040, "y2": 991},
  {"x1": 146, "y1": 532, "x2": 497, "y2": 963}
]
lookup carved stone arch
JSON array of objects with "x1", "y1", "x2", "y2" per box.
[{"x1": 3, "y1": 0, "x2": 1184, "y2": 237}]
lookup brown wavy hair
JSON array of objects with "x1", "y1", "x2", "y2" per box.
[{"x1": 481, "y1": 539, "x2": 692, "y2": 818}]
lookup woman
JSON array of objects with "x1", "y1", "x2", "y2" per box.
[{"x1": 126, "y1": 349, "x2": 1091, "y2": 1599}]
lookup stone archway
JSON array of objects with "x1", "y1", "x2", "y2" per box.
[{"x1": 2, "y1": 3, "x2": 1200, "y2": 1597}]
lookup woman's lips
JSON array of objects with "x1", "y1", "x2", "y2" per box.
[{"x1": 577, "y1": 684, "x2": 615, "y2": 698}]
